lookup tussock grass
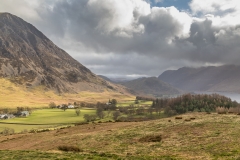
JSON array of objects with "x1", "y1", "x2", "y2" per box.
[
  {"x1": 58, "y1": 145, "x2": 83, "y2": 152},
  {"x1": 0, "y1": 78, "x2": 133, "y2": 108},
  {"x1": 139, "y1": 134, "x2": 162, "y2": 142},
  {"x1": 1, "y1": 112, "x2": 240, "y2": 159}
]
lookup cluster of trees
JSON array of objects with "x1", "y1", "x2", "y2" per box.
[
  {"x1": 47, "y1": 94, "x2": 240, "y2": 122},
  {"x1": 136, "y1": 96, "x2": 155, "y2": 101},
  {"x1": 0, "y1": 107, "x2": 32, "y2": 115},
  {"x1": 49, "y1": 101, "x2": 105, "y2": 110},
  {"x1": 83, "y1": 99, "x2": 118, "y2": 121},
  {"x1": 151, "y1": 94, "x2": 239, "y2": 115},
  {"x1": 83, "y1": 114, "x2": 97, "y2": 122}
]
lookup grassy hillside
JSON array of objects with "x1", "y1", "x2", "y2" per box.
[
  {"x1": 0, "y1": 78, "x2": 134, "y2": 108},
  {"x1": 1, "y1": 112, "x2": 240, "y2": 159}
]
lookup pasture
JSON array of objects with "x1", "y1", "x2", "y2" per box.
[
  {"x1": 117, "y1": 100, "x2": 152, "y2": 107},
  {"x1": 0, "y1": 109, "x2": 96, "y2": 132},
  {"x1": 1, "y1": 112, "x2": 240, "y2": 159}
]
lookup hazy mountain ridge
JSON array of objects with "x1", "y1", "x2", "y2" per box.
[
  {"x1": 120, "y1": 77, "x2": 180, "y2": 97},
  {"x1": 158, "y1": 65, "x2": 240, "y2": 93},
  {"x1": 0, "y1": 13, "x2": 125, "y2": 93}
]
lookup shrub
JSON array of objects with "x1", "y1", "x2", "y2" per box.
[
  {"x1": 49, "y1": 102, "x2": 57, "y2": 109},
  {"x1": 139, "y1": 134, "x2": 162, "y2": 142},
  {"x1": 20, "y1": 129, "x2": 28, "y2": 134},
  {"x1": 29, "y1": 129, "x2": 37, "y2": 133},
  {"x1": 75, "y1": 109, "x2": 81, "y2": 116},
  {"x1": 37, "y1": 129, "x2": 50, "y2": 133},
  {"x1": 112, "y1": 111, "x2": 121, "y2": 120},
  {"x1": 164, "y1": 107, "x2": 177, "y2": 116},
  {"x1": 175, "y1": 116, "x2": 182, "y2": 119},
  {"x1": 58, "y1": 145, "x2": 83, "y2": 152},
  {"x1": 84, "y1": 114, "x2": 97, "y2": 122},
  {"x1": 75, "y1": 122, "x2": 88, "y2": 126},
  {"x1": 2, "y1": 128, "x2": 15, "y2": 135},
  {"x1": 216, "y1": 107, "x2": 227, "y2": 114}
]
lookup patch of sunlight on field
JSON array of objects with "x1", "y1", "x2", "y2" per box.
[
  {"x1": 3, "y1": 109, "x2": 96, "y2": 124},
  {"x1": 117, "y1": 100, "x2": 152, "y2": 107},
  {"x1": 0, "y1": 78, "x2": 134, "y2": 108},
  {"x1": 0, "y1": 109, "x2": 96, "y2": 132}
]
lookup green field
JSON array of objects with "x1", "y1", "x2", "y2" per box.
[
  {"x1": 117, "y1": 100, "x2": 152, "y2": 107},
  {"x1": 0, "y1": 109, "x2": 96, "y2": 132}
]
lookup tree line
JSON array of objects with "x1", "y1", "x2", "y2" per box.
[{"x1": 151, "y1": 93, "x2": 239, "y2": 116}]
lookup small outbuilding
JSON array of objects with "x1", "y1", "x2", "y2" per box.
[
  {"x1": 21, "y1": 111, "x2": 30, "y2": 117},
  {"x1": 68, "y1": 105, "x2": 75, "y2": 109},
  {"x1": 0, "y1": 114, "x2": 7, "y2": 119}
]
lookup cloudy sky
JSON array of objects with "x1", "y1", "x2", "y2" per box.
[{"x1": 1, "y1": 0, "x2": 240, "y2": 79}]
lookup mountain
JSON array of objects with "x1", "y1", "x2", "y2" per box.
[
  {"x1": 0, "y1": 13, "x2": 124, "y2": 93},
  {"x1": 120, "y1": 77, "x2": 180, "y2": 97},
  {"x1": 158, "y1": 65, "x2": 240, "y2": 93},
  {"x1": 98, "y1": 75, "x2": 113, "y2": 83}
]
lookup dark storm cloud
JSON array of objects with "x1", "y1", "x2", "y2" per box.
[
  {"x1": 182, "y1": 19, "x2": 240, "y2": 64},
  {"x1": 188, "y1": 20, "x2": 216, "y2": 48}
]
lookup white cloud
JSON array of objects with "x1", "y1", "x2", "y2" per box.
[
  {"x1": 190, "y1": 0, "x2": 238, "y2": 14},
  {"x1": 1, "y1": 0, "x2": 240, "y2": 77},
  {"x1": 190, "y1": 0, "x2": 240, "y2": 27},
  {"x1": 154, "y1": 0, "x2": 164, "y2": 3},
  {"x1": 86, "y1": 0, "x2": 151, "y2": 37},
  {"x1": 0, "y1": 0, "x2": 41, "y2": 21}
]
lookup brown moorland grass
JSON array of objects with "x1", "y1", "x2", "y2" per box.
[
  {"x1": 1, "y1": 112, "x2": 240, "y2": 159},
  {"x1": 0, "y1": 78, "x2": 134, "y2": 108}
]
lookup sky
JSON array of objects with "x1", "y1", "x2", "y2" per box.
[{"x1": 1, "y1": 0, "x2": 240, "y2": 79}]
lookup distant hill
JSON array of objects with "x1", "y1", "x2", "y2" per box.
[
  {"x1": 0, "y1": 13, "x2": 128, "y2": 94},
  {"x1": 98, "y1": 75, "x2": 138, "y2": 83},
  {"x1": 120, "y1": 77, "x2": 180, "y2": 97},
  {"x1": 98, "y1": 75, "x2": 113, "y2": 83},
  {"x1": 158, "y1": 65, "x2": 240, "y2": 93}
]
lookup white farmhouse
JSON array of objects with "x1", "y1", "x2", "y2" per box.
[{"x1": 68, "y1": 105, "x2": 75, "y2": 109}]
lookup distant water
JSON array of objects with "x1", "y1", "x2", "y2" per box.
[{"x1": 194, "y1": 91, "x2": 240, "y2": 103}]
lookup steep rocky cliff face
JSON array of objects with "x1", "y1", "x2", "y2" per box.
[{"x1": 0, "y1": 13, "x2": 119, "y2": 93}]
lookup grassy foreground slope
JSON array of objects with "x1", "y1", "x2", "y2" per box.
[
  {"x1": 1, "y1": 112, "x2": 240, "y2": 159},
  {"x1": 0, "y1": 78, "x2": 134, "y2": 108}
]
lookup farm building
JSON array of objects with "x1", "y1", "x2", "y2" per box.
[
  {"x1": 0, "y1": 114, "x2": 15, "y2": 119},
  {"x1": 68, "y1": 105, "x2": 75, "y2": 109},
  {"x1": 0, "y1": 114, "x2": 7, "y2": 119},
  {"x1": 20, "y1": 111, "x2": 30, "y2": 117}
]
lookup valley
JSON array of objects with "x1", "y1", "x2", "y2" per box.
[{"x1": 0, "y1": 3, "x2": 240, "y2": 159}]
